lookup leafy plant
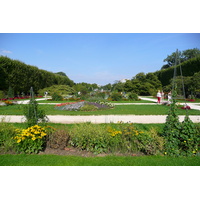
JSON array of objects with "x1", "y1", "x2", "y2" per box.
[
  {"x1": 110, "y1": 92, "x2": 123, "y2": 101},
  {"x1": 51, "y1": 92, "x2": 63, "y2": 101},
  {"x1": 79, "y1": 104, "x2": 98, "y2": 111},
  {"x1": 69, "y1": 123, "x2": 110, "y2": 154},
  {"x1": 23, "y1": 88, "x2": 48, "y2": 127},
  {"x1": 0, "y1": 121, "x2": 17, "y2": 153},
  {"x1": 13, "y1": 125, "x2": 48, "y2": 154}
]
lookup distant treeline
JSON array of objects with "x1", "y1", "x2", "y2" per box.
[
  {"x1": 0, "y1": 56, "x2": 74, "y2": 94},
  {"x1": 155, "y1": 56, "x2": 200, "y2": 86}
]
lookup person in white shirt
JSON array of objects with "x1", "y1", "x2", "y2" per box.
[{"x1": 156, "y1": 90, "x2": 161, "y2": 104}]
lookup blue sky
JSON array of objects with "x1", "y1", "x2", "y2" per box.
[{"x1": 1, "y1": 33, "x2": 200, "y2": 85}]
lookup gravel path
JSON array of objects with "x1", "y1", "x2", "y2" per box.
[{"x1": 1, "y1": 115, "x2": 200, "y2": 124}]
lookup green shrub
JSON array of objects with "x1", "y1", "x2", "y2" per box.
[
  {"x1": 69, "y1": 123, "x2": 164, "y2": 155},
  {"x1": 79, "y1": 104, "x2": 98, "y2": 111},
  {"x1": 69, "y1": 123, "x2": 110, "y2": 154},
  {"x1": 128, "y1": 92, "x2": 139, "y2": 101},
  {"x1": 162, "y1": 90, "x2": 200, "y2": 156},
  {"x1": 110, "y1": 92, "x2": 122, "y2": 101},
  {"x1": 0, "y1": 90, "x2": 5, "y2": 99},
  {"x1": 117, "y1": 123, "x2": 164, "y2": 155},
  {"x1": 0, "y1": 121, "x2": 16, "y2": 153},
  {"x1": 51, "y1": 93, "x2": 63, "y2": 101}
]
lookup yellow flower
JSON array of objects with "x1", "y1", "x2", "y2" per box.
[
  {"x1": 17, "y1": 139, "x2": 21, "y2": 143},
  {"x1": 32, "y1": 137, "x2": 36, "y2": 141}
]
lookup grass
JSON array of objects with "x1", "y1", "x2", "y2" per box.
[
  {"x1": 0, "y1": 154, "x2": 200, "y2": 166},
  {"x1": 1, "y1": 104, "x2": 200, "y2": 115},
  {"x1": 36, "y1": 100, "x2": 153, "y2": 103},
  {"x1": 6, "y1": 122, "x2": 166, "y2": 133}
]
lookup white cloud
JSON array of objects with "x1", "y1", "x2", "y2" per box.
[{"x1": 1, "y1": 50, "x2": 12, "y2": 54}]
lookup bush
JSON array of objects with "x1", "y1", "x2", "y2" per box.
[
  {"x1": 79, "y1": 104, "x2": 98, "y2": 111},
  {"x1": 69, "y1": 123, "x2": 110, "y2": 154},
  {"x1": 116, "y1": 123, "x2": 164, "y2": 155},
  {"x1": 128, "y1": 93, "x2": 139, "y2": 101},
  {"x1": 51, "y1": 93, "x2": 63, "y2": 101},
  {"x1": 23, "y1": 89, "x2": 48, "y2": 127},
  {"x1": 0, "y1": 90, "x2": 5, "y2": 99},
  {"x1": 110, "y1": 92, "x2": 122, "y2": 101},
  {"x1": 0, "y1": 121, "x2": 16, "y2": 153},
  {"x1": 69, "y1": 123, "x2": 164, "y2": 155}
]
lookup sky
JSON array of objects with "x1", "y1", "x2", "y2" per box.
[{"x1": 0, "y1": 33, "x2": 200, "y2": 85}]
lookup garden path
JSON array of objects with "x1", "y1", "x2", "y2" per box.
[{"x1": 1, "y1": 114, "x2": 200, "y2": 124}]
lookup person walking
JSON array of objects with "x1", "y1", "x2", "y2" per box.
[{"x1": 156, "y1": 90, "x2": 161, "y2": 104}]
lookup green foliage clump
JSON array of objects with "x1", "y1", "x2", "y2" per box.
[
  {"x1": 128, "y1": 92, "x2": 139, "y2": 101},
  {"x1": 0, "y1": 121, "x2": 16, "y2": 153},
  {"x1": 7, "y1": 86, "x2": 14, "y2": 98},
  {"x1": 79, "y1": 104, "x2": 98, "y2": 111},
  {"x1": 110, "y1": 123, "x2": 164, "y2": 155},
  {"x1": 69, "y1": 123, "x2": 164, "y2": 155},
  {"x1": 110, "y1": 92, "x2": 122, "y2": 101},
  {"x1": 162, "y1": 91, "x2": 200, "y2": 156},
  {"x1": 23, "y1": 88, "x2": 48, "y2": 127},
  {"x1": 51, "y1": 93, "x2": 63, "y2": 101},
  {"x1": 69, "y1": 123, "x2": 110, "y2": 154},
  {"x1": 38, "y1": 85, "x2": 75, "y2": 97},
  {"x1": 0, "y1": 90, "x2": 5, "y2": 99},
  {"x1": 0, "y1": 56, "x2": 74, "y2": 94}
]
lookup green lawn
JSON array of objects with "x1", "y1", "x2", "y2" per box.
[
  {"x1": 36, "y1": 100, "x2": 153, "y2": 103},
  {"x1": 1, "y1": 104, "x2": 200, "y2": 115},
  {"x1": 1, "y1": 154, "x2": 199, "y2": 166}
]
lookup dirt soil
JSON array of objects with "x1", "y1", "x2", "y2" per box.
[{"x1": 38, "y1": 147, "x2": 142, "y2": 157}]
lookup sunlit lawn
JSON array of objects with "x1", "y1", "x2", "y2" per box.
[
  {"x1": 0, "y1": 104, "x2": 199, "y2": 115},
  {"x1": 1, "y1": 104, "x2": 200, "y2": 115},
  {"x1": 1, "y1": 154, "x2": 200, "y2": 166}
]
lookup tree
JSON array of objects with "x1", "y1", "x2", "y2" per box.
[
  {"x1": 182, "y1": 48, "x2": 200, "y2": 61},
  {"x1": 163, "y1": 50, "x2": 183, "y2": 67},
  {"x1": 55, "y1": 72, "x2": 67, "y2": 76},
  {"x1": 162, "y1": 48, "x2": 200, "y2": 69}
]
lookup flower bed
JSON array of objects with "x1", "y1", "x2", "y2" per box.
[{"x1": 54, "y1": 101, "x2": 114, "y2": 111}]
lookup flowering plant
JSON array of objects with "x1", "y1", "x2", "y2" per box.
[{"x1": 13, "y1": 125, "x2": 47, "y2": 154}]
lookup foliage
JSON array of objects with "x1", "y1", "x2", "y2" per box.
[
  {"x1": 23, "y1": 88, "x2": 48, "y2": 127},
  {"x1": 111, "y1": 123, "x2": 164, "y2": 155},
  {"x1": 69, "y1": 123, "x2": 164, "y2": 155},
  {"x1": 179, "y1": 115, "x2": 200, "y2": 156},
  {"x1": 128, "y1": 92, "x2": 139, "y2": 100},
  {"x1": 51, "y1": 92, "x2": 63, "y2": 101},
  {"x1": 13, "y1": 125, "x2": 47, "y2": 154},
  {"x1": 46, "y1": 126, "x2": 70, "y2": 149},
  {"x1": 156, "y1": 55, "x2": 200, "y2": 86},
  {"x1": 7, "y1": 86, "x2": 14, "y2": 98},
  {"x1": 69, "y1": 123, "x2": 110, "y2": 154},
  {"x1": 38, "y1": 85, "x2": 75, "y2": 97},
  {"x1": 162, "y1": 90, "x2": 200, "y2": 156},
  {"x1": 0, "y1": 56, "x2": 74, "y2": 94},
  {"x1": 110, "y1": 92, "x2": 123, "y2": 101},
  {"x1": 79, "y1": 104, "x2": 98, "y2": 111},
  {"x1": 0, "y1": 90, "x2": 5, "y2": 99},
  {"x1": 0, "y1": 121, "x2": 17, "y2": 153},
  {"x1": 162, "y1": 48, "x2": 200, "y2": 68}
]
